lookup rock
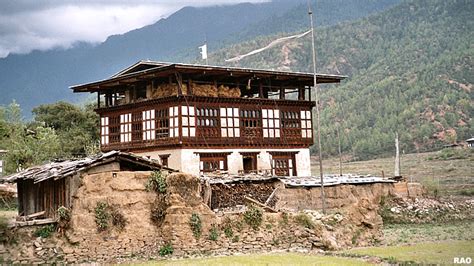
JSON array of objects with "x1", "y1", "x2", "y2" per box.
[{"x1": 33, "y1": 241, "x2": 42, "y2": 248}]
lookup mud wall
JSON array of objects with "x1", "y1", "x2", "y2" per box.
[
  {"x1": 3, "y1": 173, "x2": 388, "y2": 264},
  {"x1": 275, "y1": 183, "x2": 396, "y2": 211}
]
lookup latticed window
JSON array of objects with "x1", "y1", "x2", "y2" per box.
[
  {"x1": 199, "y1": 153, "x2": 229, "y2": 173},
  {"x1": 109, "y1": 116, "x2": 120, "y2": 144},
  {"x1": 156, "y1": 108, "x2": 169, "y2": 139},
  {"x1": 282, "y1": 111, "x2": 300, "y2": 138},
  {"x1": 220, "y1": 107, "x2": 240, "y2": 138},
  {"x1": 142, "y1": 109, "x2": 155, "y2": 141},
  {"x1": 196, "y1": 107, "x2": 220, "y2": 137},
  {"x1": 120, "y1": 113, "x2": 132, "y2": 142},
  {"x1": 262, "y1": 109, "x2": 280, "y2": 138},
  {"x1": 169, "y1": 106, "x2": 179, "y2": 138},
  {"x1": 181, "y1": 105, "x2": 196, "y2": 137},
  {"x1": 270, "y1": 152, "x2": 297, "y2": 177},
  {"x1": 100, "y1": 116, "x2": 109, "y2": 145},
  {"x1": 300, "y1": 110, "x2": 312, "y2": 138},
  {"x1": 241, "y1": 109, "x2": 262, "y2": 138}
]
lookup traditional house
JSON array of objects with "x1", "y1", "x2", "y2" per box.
[
  {"x1": 71, "y1": 62, "x2": 345, "y2": 177},
  {"x1": 1, "y1": 151, "x2": 174, "y2": 219}
]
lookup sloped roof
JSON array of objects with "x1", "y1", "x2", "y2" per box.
[
  {"x1": 1, "y1": 151, "x2": 176, "y2": 184},
  {"x1": 71, "y1": 61, "x2": 347, "y2": 93}
]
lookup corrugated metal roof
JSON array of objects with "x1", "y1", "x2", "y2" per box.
[
  {"x1": 202, "y1": 173, "x2": 395, "y2": 187},
  {"x1": 0, "y1": 151, "x2": 176, "y2": 184}
]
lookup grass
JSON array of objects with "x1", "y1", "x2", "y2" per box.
[
  {"x1": 348, "y1": 240, "x2": 474, "y2": 265},
  {"x1": 312, "y1": 150, "x2": 473, "y2": 195},
  {"x1": 140, "y1": 253, "x2": 371, "y2": 266},
  {"x1": 382, "y1": 221, "x2": 474, "y2": 245}
]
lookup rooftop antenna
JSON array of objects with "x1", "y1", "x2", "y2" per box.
[{"x1": 308, "y1": 0, "x2": 326, "y2": 213}]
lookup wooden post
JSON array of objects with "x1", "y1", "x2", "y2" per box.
[
  {"x1": 279, "y1": 86, "x2": 285, "y2": 99},
  {"x1": 395, "y1": 132, "x2": 400, "y2": 177},
  {"x1": 259, "y1": 82, "x2": 264, "y2": 98}
]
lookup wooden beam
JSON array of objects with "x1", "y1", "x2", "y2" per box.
[
  {"x1": 244, "y1": 196, "x2": 277, "y2": 213},
  {"x1": 175, "y1": 72, "x2": 183, "y2": 96},
  {"x1": 279, "y1": 86, "x2": 285, "y2": 100}
]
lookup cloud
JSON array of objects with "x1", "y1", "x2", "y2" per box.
[{"x1": 0, "y1": 0, "x2": 268, "y2": 58}]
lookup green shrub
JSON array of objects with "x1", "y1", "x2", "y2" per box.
[
  {"x1": 146, "y1": 171, "x2": 167, "y2": 193},
  {"x1": 294, "y1": 213, "x2": 315, "y2": 229},
  {"x1": 189, "y1": 213, "x2": 202, "y2": 239},
  {"x1": 243, "y1": 205, "x2": 263, "y2": 230},
  {"x1": 222, "y1": 217, "x2": 234, "y2": 238},
  {"x1": 209, "y1": 225, "x2": 219, "y2": 241},
  {"x1": 95, "y1": 201, "x2": 110, "y2": 232},
  {"x1": 34, "y1": 224, "x2": 55, "y2": 238},
  {"x1": 159, "y1": 243, "x2": 174, "y2": 256}
]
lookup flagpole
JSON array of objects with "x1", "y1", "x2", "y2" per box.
[{"x1": 308, "y1": 0, "x2": 326, "y2": 214}]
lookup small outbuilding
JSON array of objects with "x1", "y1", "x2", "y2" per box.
[
  {"x1": 0, "y1": 151, "x2": 175, "y2": 220},
  {"x1": 466, "y1": 138, "x2": 474, "y2": 148}
]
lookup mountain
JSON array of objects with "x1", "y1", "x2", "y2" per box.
[
  {"x1": 0, "y1": 0, "x2": 400, "y2": 117},
  {"x1": 210, "y1": 0, "x2": 473, "y2": 158}
]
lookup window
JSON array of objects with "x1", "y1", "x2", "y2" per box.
[
  {"x1": 169, "y1": 106, "x2": 179, "y2": 138},
  {"x1": 109, "y1": 116, "x2": 120, "y2": 144},
  {"x1": 100, "y1": 116, "x2": 109, "y2": 145},
  {"x1": 156, "y1": 108, "x2": 169, "y2": 138},
  {"x1": 159, "y1": 154, "x2": 170, "y2": 167},
  {"x1": 300, "y1": 110, "x2": 312, "y2": 138},
  {"x1": 270, "y1": 152, "x2": 297, "y2": 177},
  {"x1": 181, "y1": 105, "x2": 196, "y2": 137},
  {"x1": 220, "y1": 107, "x2": 240, "y2": 138},
  {"x1": 199, "y1": 153, "x2": 230, "y2": 173},
  {"x1": 282, "y1": 111, "x2": 300, "y2": 138},
  {"x1": 120, "y1": 113, "x2": 132, "y2": 142},
  {"x1": 262, "y1": 109, "x2": 280, "y2": 138},
  {"x1": 142, "y1": 110, "x2": 155, "y2": 141},
  {"x1": 196, "y1": 107, "x2": 220, "y2": 137},
  {"x1": 132, "y1": 112, "x2": 142, "y2": 141},
  {"x1": 241, "y1": 109, "x2": 262, "y2": 138}
]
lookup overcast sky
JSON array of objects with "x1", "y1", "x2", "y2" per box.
[{"x1": 0, "y1": 0, "x2": 268, "y2": 58}]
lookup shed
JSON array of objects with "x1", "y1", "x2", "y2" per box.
[
  {"x1": 0, "y1": 151, "x2": 175, "y2": 219},
  {"x1": 466, "y1": 138, "x2": 474, "y2": 148}
]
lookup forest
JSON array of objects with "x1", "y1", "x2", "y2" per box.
[{"x1": 211, "y1": 0, "x2": 473, "y2": 159}]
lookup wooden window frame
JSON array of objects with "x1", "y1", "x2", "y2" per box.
[
  {"x1": 120, "y1": 113, "x2": 132, "y2": 142},
  {"x1": 196, "y1": 107, "x2": 220, "y2": 138},
  {"x1": 198, "y1": 152, "x2": 231, "y2": 173},
  {"x1": 100, "y1": 116, "x2": 109, "y2": 145},
  {"x1": 269, "y1": 151, "x2": 298, "y2": 177},
  {"x1": 142, "y1": 109, "x2": 156, "y2": 141},
  {"x1": 181, "y1": 105, "x2": 196, "y2": 137},
  {"x1": 156, "y1": 108, "x2": 170, "y2": 139},
  {"x1": 220, "y1": 107, "x2": 240, "y2": 138},
  {"x1": 262, "y1": 109, "x2": 281, "y2": 138},
  {"x1": 300, "y1": 110, "x2": 312, "y2": 139}
]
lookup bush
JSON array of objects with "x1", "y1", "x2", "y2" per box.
[
  {"x1": 294, "y1": 213, "x2": 315, "y2": 229},
  {"x1": 34, "y1": 224, "x2": 55, "y2": 238},
  {"x1": 243, "y1": 205, "x2": 263, "y2": 230},
  {"x1": 146, "y1": 171, "x2": 167, "y2": 193},
  {"x1": 222, "y1": 217, "x2": 234, "y2": 238},
  {"x1": 95, "y1": 201, "x2": 110, "y2": 232},
  {"x1": 209, "y1": 225, "x2": 219, "y2": 241},
  {"x1": 159, "y1": 243, "x2": 174, "y2": 256},
  {"x1": 189, "y1": 213, "x2": 202, "y2": 239}
]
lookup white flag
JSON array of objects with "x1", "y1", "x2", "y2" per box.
[{"x1": 199, "y1": 43, "x2": 208, "y2": 60}]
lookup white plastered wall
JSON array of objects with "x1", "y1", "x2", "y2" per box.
[{"x1": 135, "y1": 148, "x2": 311, "y2": 177}]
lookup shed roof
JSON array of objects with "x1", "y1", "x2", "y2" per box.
[
  {"x1": 71, "y1": 61, "x2": 347, "y2": 93},
  {"x1": 1, "y1": 151, "x2": 176, "y2": 184}
]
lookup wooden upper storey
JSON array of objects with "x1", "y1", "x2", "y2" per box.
[{"x1": 71, "y1": 61, "x2": 345, "y2": 151}]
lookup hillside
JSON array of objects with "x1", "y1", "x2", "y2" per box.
[
  {"x1": 211, "y1": 0, "x2": 473, "y2": 158},
  {"x1": 0, "y1": 0, "x2": 400, "y2": 116}
]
